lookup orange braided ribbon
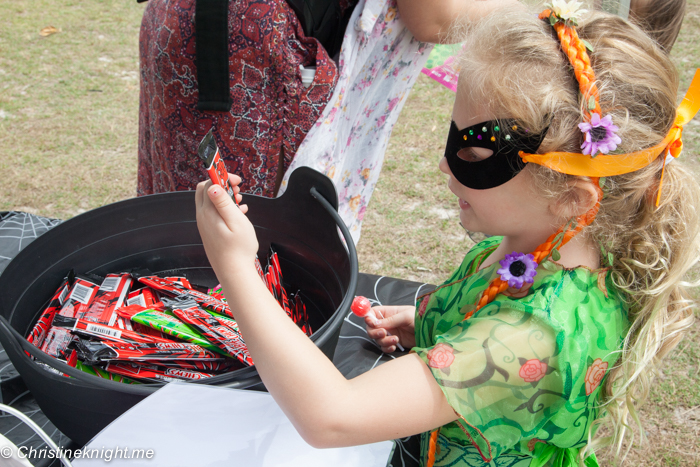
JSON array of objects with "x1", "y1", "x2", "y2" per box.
[
  {"x1": 427, "y1": 429, "x2": 439, "y2": 467},
  {"x1": 539, "y1": 9, "x2": 601, "y2": 119}
]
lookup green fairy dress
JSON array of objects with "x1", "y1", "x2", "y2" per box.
[{"x1": 412, "y1": 237, "x2": 629, "y2": 467}]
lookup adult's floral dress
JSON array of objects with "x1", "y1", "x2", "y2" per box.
[{"x1": 410, "y1": 237, "x2": 629, "y2": 466}]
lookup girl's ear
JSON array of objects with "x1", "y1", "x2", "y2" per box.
[{"x1": 549, "y1": 178, "x2": 599, "y2": 220}]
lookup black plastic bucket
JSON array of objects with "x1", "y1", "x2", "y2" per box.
[{"x1": 0, "y1": 167, "x2": 357, "y2": 445}]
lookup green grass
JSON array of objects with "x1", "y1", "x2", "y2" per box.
[
  {"x1": 0, "y1": 0, "x2": 142, "y2": 218},
  {"x1": 1, "y1": 0, "x2": 699, "y2": 463}
]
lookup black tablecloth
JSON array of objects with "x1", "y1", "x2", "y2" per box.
[{"x1": 0, "y1": 211, "x2": 434, "y2": 465}]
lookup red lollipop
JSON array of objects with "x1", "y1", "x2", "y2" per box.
[
  {"x1": 351, "y1": 296, "x2": 372, "y2": 317},
  {"x1": 351, "y1": 295, "x2": 404, "y2": 351}
]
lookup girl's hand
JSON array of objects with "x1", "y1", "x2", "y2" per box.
[
  {"x1": 195, "y1": 174, "x2": 258, "y2": 276},
  {"x1": 365, "y1": 305, "x2": 416, "y2": 352}
]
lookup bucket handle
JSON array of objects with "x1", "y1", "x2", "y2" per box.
[{"x1": 309, "y1": 187, "x2": 359, "y2": 344}]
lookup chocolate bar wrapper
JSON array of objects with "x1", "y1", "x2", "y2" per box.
[
  {"x1": 116, "y1": 304, "x2": 222, "y2": 353},
  {"x1": 57, "y1": 278, "x2": 100, "y2": 319},
  {"x1": 137, "y1": 276, "x2": 234, "y2": 319},
  {"x1": 80, "y1": 273, "x2": 132, "y2": 325},
  {"x1": 105, "y1": 362, "x2": 214, "y2": 382},
  {"x1": 51, "y1": 314, "x2": 174, "y2": 344},
  {"x1": 165, "y1": 276, "x2": 193, "y2": 290},
  {"x1": 73, "y1": 339, "x2": 221, "y2": 365},
  {"x1": 27, "y1": 278, "x2": 71, "y2": 347},
  {"x1": 147, "y1": 358, "x2": 241, "y2": 373},
  {"x1": 169, "y1": 300, "x2": 252, "y2": 366},
  {"x1": 126, "y1": 287, "x2": 159, "y2": 308},
  {"x1": 40, "y1": 327, "x2": 75, "y2": 359}
]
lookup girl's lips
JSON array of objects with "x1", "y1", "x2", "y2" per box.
[{"x1": 458, "y1": 198, "x2": 470, "y2": 210}]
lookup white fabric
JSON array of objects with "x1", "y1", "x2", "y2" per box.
[{"x1": 279, "y1": 0, "x2": 433, "y2": 243}]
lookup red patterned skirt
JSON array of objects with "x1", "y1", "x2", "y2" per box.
[{"x1": 138, "y1": 0, "x2": 338, "y2": 196}]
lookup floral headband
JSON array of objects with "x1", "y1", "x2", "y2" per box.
[{"x1": 520, "y1": 0, "x2": 700, "y2": 206}]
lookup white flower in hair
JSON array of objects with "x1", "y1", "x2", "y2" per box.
[{"x1": 549, "y1": 0, "x2": 587, "y2": 22}]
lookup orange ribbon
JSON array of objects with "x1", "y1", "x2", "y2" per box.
[{"x1": 519, "y1": 68, "x2": 700, "y2": 178}]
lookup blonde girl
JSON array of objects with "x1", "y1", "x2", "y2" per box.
[{"x1": 195, "y1": 4, "x2": 700, "y2": 466}]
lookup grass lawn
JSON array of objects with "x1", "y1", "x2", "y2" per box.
[{"x1": 1, "y1": 0, "x2": 699, "y2": 463}]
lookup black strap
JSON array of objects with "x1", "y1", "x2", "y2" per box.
[{"x1": 195, "y1": 0, "x2": 232, "y2": 111}]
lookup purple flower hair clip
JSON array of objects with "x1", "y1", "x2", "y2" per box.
[
  {"x1": 578, "y1": 112, "x2": 621, "y2": 157},
  {"x1": 497, "y1": 252, "x2": 538, "y2": 289}
]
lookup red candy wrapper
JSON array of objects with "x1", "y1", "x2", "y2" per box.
[
  {"x1": 40, "y1": 277, "x2": 100, "y2": 358},
  {"x1": 58, "y1": 278, "x2": 100, "y2": 319},
  {"x1": 105, "y1": 362, "x2": 214, "y2": 382},
  {"x1": 27, "y1": 277, "x2": 71, "y2": 347},
  {"x1": 137, "y1": 276, "x2": 234, "y2": 319},
  {"x1": 126, "y1": 287, "x2": 159, "y2": 308},
  {"x1": 51, "y1": 314, "x2": 175, "y2": 344},
  {"x1": 166, "y1": 298, "x2": 252, "y2": 366},
  {"x1": 197, "y1": 128, "x2": 239, "y2": 206},
  {"x1": 165, "y1": 276, "x2": 193, "y2": 290},
  {"x1": 39, "y1": 327, "x2": 74, "y2": 360},
  {"x1": 80, "y1": 273, "x2": 132, "y2": 325},
  {"x1": 148, "y1": 359, "x2": 241, "y2": 373},
  {"x1": 73, "y1": 339, "x2": 222, "y2": 366}
]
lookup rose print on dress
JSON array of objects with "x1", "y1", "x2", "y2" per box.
[
  {"x1": 585, "y1": 358, "x2": 608, "y2": 395},
  {"x1": 517, "y1": 357, "x2": 554, "y2": 387},
  {"x1": 518, "y1": 359, "x2": 548, "y2": 383},
  {"x1": 427, "y1": 343, "x2": 455, "y2": 370}
]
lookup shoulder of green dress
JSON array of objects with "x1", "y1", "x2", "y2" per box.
[
  {"x1": 526, "y1": 265, "x2": 630, "y2": 331},
  {"x1": 473, "y1": 264, "x2": 629, "y2": 328},
  {"x1": 463, "y1": 236, "x2": 502, "y2": 269}
]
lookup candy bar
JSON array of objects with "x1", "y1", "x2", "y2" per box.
[
  {"x1": 39, "y1": 327, "x2": 75, "y2": 359},
  {"x1": 73, "y1": 339, "x2": 222, "y2": 365},
  {"x1": 57, "y1": 277, "x2": 100, "y2": 319},
  {"x1": 80, "y1": 273, "x2": 132, "y2": 325},
  {"x1": 137, "y1": 276, "x2": 234, "y2": 319},
  {"x1": 116, "y1": 304, "x2": 222, "y2": 353},
  {"x1": 105, "y1": 362, "x2": 214, "y2": 382},
  {"x1": 51, "y1": 314, "x2": 174, "y2": 344},
  {"x1": 27, "y1": 277, "x2": 72, "y2": 347},
  {"x1": 147, "y1": 358, "x2": 240, "y2": 373},
  {"x1": 126, "y1": 287, "x2": 159, "y2": 308},
  {"x1": 166, "y1": 298, "x2": 252, "y2": 366}
]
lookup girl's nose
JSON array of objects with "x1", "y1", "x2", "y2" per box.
[{"x1": 439, "y1": 156, "x2": 451, "y2": 175}]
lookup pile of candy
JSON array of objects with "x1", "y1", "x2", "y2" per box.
[{"x1": 26, "y1": 249, "x2": 310, "y2": 384}]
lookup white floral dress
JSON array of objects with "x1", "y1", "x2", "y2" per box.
[{"x1": 278, "y1": 0, "x2": 433, "y2": 243}]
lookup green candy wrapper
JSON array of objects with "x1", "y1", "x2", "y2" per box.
[{"x1": 116, "y1": 304, "x2": 224, "y2": 354}]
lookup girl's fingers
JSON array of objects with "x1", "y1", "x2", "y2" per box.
[
  {"x1": 195, "y1": 180, "x2": 211, "y2": 208},
  {"x1": 228, "y1": 173, "x2": 243, "y2": 185},
  {"x1": 207, "y1": 184, "x2": 240, "y2": 230}
]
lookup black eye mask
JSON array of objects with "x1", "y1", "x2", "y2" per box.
[{"x1": 444, "y1": 119, "x2": 549, "y2": 190}]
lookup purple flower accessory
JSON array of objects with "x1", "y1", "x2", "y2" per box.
[
  {"x1": 497, "y1": 252, "x2": 538, "y2": 288},
  {"x1": 578, "y1": 113, "x2": 621, "y2": 157}
]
